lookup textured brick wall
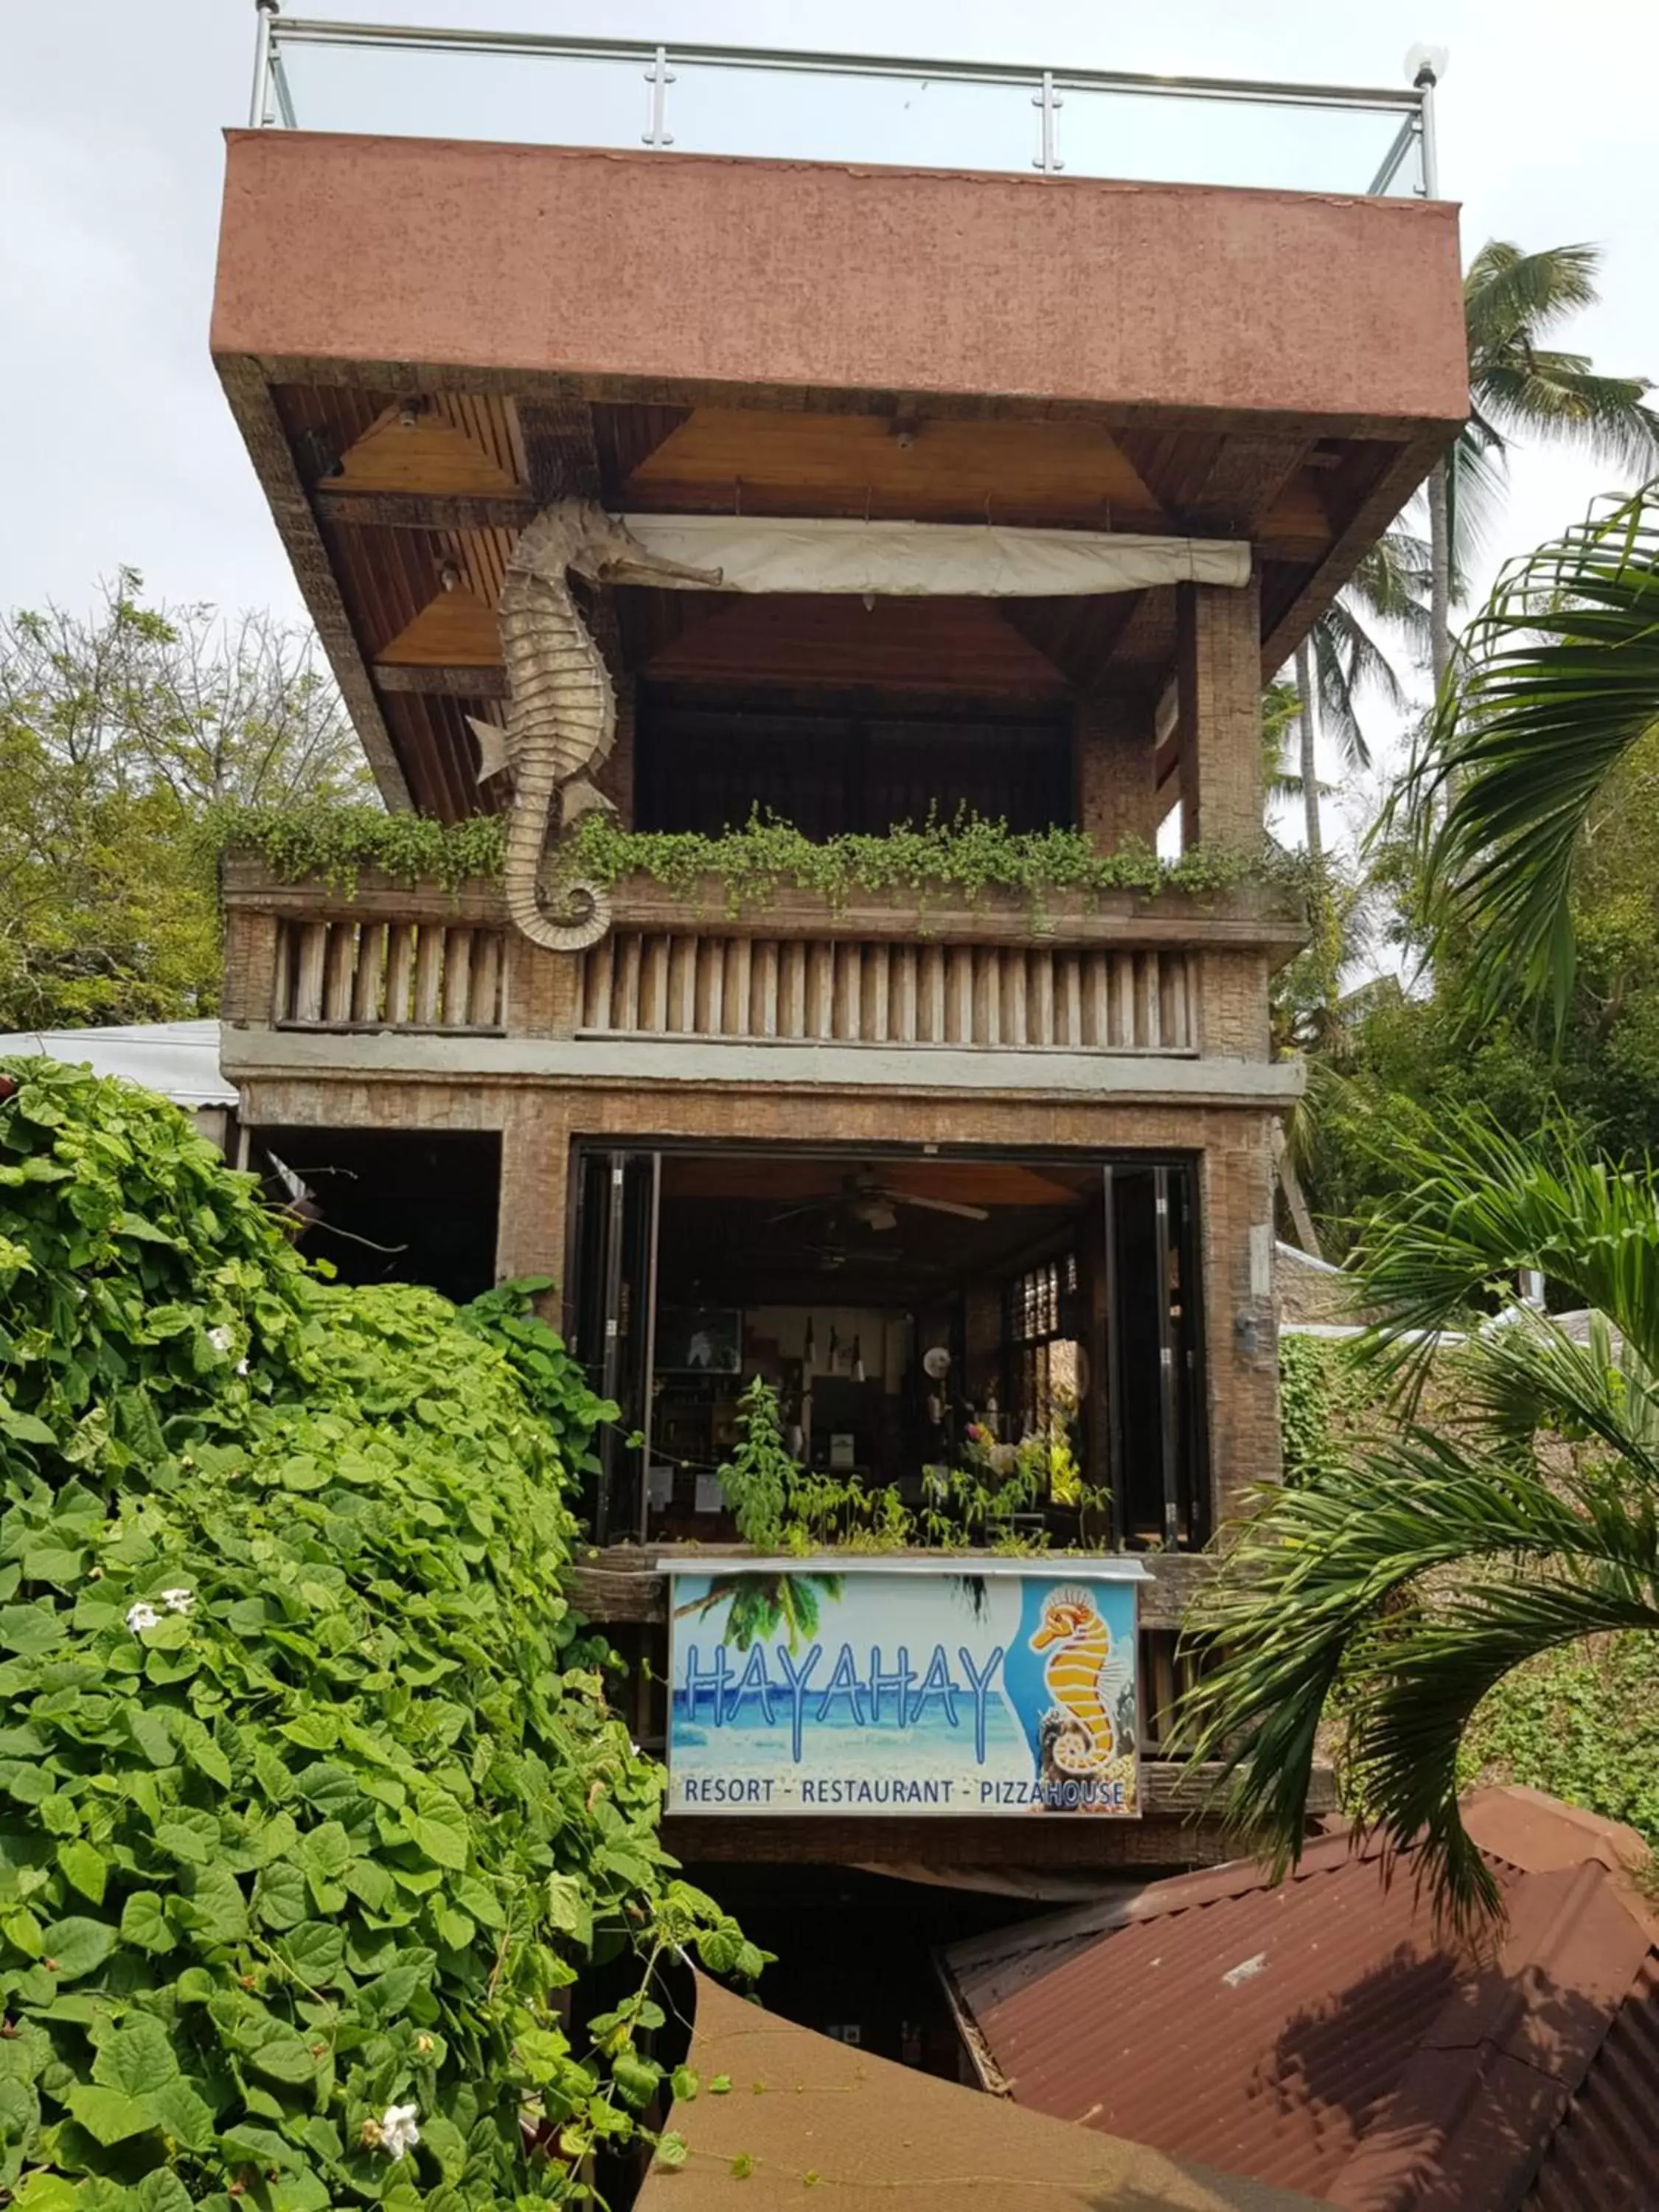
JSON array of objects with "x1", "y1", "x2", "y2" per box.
[
  {"x1": 1178, "y1": 578, "x2": 1263, "y2": 852},
  {"x1": 1074, "y1": 692, "x2": 1158, "y2": 849}
]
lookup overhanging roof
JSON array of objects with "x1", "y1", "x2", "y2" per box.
[{"x1": 212, "y1": 131, "x2": 1467, "y2": 816}]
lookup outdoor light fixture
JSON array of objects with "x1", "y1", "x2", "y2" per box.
[{"x1": 1404, "y1": 41, "x2": 1447, "y2": 86}]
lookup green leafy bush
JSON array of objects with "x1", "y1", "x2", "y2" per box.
[
  {"x1": 213, "y1": 802, "x2": 1290, "y2": 922},
  {"x1": 0, "y1": 1058, "x2": 754, "y2": 2209},
  {"x1": 1460, "y1": 1633, "x2": 1659, "y2": 1848}
]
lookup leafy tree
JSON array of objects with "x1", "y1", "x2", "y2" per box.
[
  {"x1": 1290, "y1": 240, "x2": 1659, "y2": 798},
  {"x1": 1433, "y1": 243, "x2": 1659, "y2": 682},
  {"x1": 1179, "y1": 1113, "x2": 1659, "y2": 1925},
  {"x1": 0, "y1": 1057, "x2": 756, "y2": 2203},
  {"x1": 0, "y1": 574, "x2": 372, "y2": 1030}
]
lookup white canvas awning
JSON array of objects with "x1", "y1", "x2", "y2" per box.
[{"x1": 619, "y1": 515, "x2": 1250, "y2": 596}]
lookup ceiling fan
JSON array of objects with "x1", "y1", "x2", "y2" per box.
[{"x1": 769, "y1": 1169, "x2": 990, "y2": 1234}]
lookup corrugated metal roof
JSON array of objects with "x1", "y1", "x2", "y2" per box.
[
  {"x1": 1525, "y1": 1953, "x2": 1659, "y2": 2211},
  {"x1": 942, "y1": 1790, "x2": 1659, "y2": 2212},
  {"x1": 0, "y1": 1022, "x2": 236, "y2": 1107},
  {"x1": 635, "y1": 1973, "x2": 1331, "y2": 2212}
]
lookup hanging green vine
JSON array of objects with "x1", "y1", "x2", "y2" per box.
[
  {"x1": 0, "y1": 1057, "x2": 760, "y2": 2208},
  {"x1": 213, "y1": 803, "x2": 1299, "y2": 923}
]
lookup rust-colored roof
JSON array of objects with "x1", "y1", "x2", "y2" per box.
[
  {"x1": 636, "y1": 1973, "x2": 1329, "y2": 2212},
  {"x1": 939, "y1": 1787, "x2": 1659, "y2": 2212}
]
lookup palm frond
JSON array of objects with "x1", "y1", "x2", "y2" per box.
[
  {"x1": 1475, "y1": 357, "x2": 1659, "y2": 477},
  {"x1": 1347, "y1": 531, "x2": 1433, "y2": 631},
  {"x1": 1444, "y1": 418, "x2": 1510, "y2": 583},
  {"x1": 1177, "y1": 1430, "x2": 1659, "y2": 1929},
  {"x1": 1351, "y1": 1107, "x2": 1659, "y2": 1373},
  {"x1": 1464, "y1": 242, "x2": 1604, "y2": 352},
  {"x1": 1409, "y1": 485, "x2": 1659, "y2": 1032},
  {"x1": 1312, "y1": 602, "x2": 1400, "y2": 770}
]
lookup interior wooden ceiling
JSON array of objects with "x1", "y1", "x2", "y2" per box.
[{"x1": 266, "y1": 383, "x2": 1430, "y2": 818}]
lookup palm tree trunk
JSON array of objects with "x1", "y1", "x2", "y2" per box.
[
  {"x1": 1273, "y1": 1122, "x2": 1321, "y2": 1259},
  {"x1": 1427, "y1": 457, "x2": 1453, "y2": 695},
  {"x1": 1294, "y1": 636, "x2": 1321, "y2": 860}
]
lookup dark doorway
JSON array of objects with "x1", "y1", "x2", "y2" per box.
[{"x1": 253, "y1": 1125, "x2": 501, "y2": 1306}]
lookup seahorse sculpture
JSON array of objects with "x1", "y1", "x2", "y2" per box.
[
  {"x1": 1029, "y1": 1587, "x2": 1129, "y2": 1775},
  {"x1": 467, "y1": 499, "x2": 722, "y2": 953}
]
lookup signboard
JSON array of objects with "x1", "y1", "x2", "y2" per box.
[{"x1": 666, "y1": 1559, "x2": 1144, "y2": 1818}]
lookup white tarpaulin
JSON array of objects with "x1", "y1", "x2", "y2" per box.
[{"x1": 618, "y1": 515, "x2": 1250, "y2": 597}]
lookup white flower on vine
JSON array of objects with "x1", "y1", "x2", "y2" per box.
[
  {"x1": 206, "y1": 1325, "x2": 234, "y2": 1357},
  {"x1": 380, "y1": 2104, "x2": 420, "y2": 2160},
  {"x1": 236, "y1": 1358, "x2": 249, "y2": 1376},
  {"x1": 126, "y1": 1601, "x2": 161, "y2": 1632},
  {"x1": 159, "y1": 1587, "x2": 195, "y2": 1615}
]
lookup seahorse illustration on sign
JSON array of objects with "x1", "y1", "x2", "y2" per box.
[
  {"x1": 1029, "y1": 1585, "x2": 1130, "y2": 1776},
  {"x1": 467, "y1": 499, "x2": 723, "y2": 953}
]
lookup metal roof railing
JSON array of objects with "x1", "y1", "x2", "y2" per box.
[{"x1": 247, "y1": 4, "x2": 1441, "y2": 201}]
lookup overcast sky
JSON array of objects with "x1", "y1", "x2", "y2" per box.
[{"x1": 4, "y1": 0, "x2": 1657, "y2": 782}]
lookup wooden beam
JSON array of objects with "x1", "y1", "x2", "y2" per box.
[
  {"x1": 515, "y1": 395, "x2": 602, "y2": 503},
  {"x1": 315, "y1": 489, "x2": 538, "y2": 530},
  {"x1": 1259, "y1": 428, "x2": 1449, "y2": 678},
  {"x1": 215, "y1": 358, "x2": 412, "y2": 810},
  {"x1": 375, "y1": 663, "x2": 508, "y2": 697},
  {"x1": 1175, "y1": 434, "x2": 1312, "y2": 536}
]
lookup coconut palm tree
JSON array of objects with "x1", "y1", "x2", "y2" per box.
[
  {"x1": 1176, "y1": 1110, "x2": 1659, "y2": 1926},
  {"x1": 1293, "y1": 242, "x2": 1659, "y2": 814},
  {"x1": 1408, "y1": 484, "x2": 1659, "y2": 1032},
  {"x1": 1430, "y1": 243, "x2": 1659, "y2": 688}
]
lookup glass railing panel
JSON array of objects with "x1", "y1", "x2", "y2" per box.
[
  {"x1": 272, "y1": 38, "x2": 647, "y2": 150},
  {"x1": 662, "y1": 59, "x2": 1040, "y2": 175},
  {"x1": 1052, "y1": 84, "x2": 1419, "y2": 196},
  {"x1": 259, "y1": 26, "x2": 1427, "y2": 201}
]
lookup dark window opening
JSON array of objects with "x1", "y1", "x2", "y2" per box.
[
  {"x1": 253, "y1": 1125, "x2": 500, "y2": 1307},
  {"x1": 636, "y1": 699, "x2": 1073, "y2": 838}
]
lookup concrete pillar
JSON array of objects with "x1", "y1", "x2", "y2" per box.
[
  {"x1": 1073, "y1": 690, "x2": 1158, "y2": 852},
  {"x1": 1177, "y1": 577, "x2": 1262, "y2": 853}
]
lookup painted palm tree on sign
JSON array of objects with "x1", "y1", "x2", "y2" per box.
[
  {"x1": 1176, "y1": 1112, "x2": 1659, "y2": 1926},
  {"x1": 1408, "y1": 484, "x2": 1659, "y2": 1033}
]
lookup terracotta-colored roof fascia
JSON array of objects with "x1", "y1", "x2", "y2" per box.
[
  {"x1": 1461, "y1": 1787, "x2": 1659, "y2": 1945},
  {"x1": 1323, "y1": 1860, "x2": 1653, "y2": 2212}
]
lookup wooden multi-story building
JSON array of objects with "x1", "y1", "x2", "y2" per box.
[{"x1": 211, "y1": 18, "x2": 1464, "y2": 2020}]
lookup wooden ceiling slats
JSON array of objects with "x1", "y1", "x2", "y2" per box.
[
  {"x1": 641, "y1": 594, "x2": 1069, "y2": 698},
  {"x1": 622, "y1": 411, "x2": 1167, "y2": 529},
  {"x1": 376, "y1": 586, "x2": 499, "y2": 669},
  {"x1": 263, "y1": 383, "x2": 1431, "y2": 813},
  {"x1": 380, "y1": 693, "x2": 500, "y2": 824}
]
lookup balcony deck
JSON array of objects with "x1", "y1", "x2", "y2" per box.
[{"x1": 219, "y1": 857, "x2": 1304, "y2": 1103}]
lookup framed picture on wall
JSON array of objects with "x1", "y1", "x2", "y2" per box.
[{"x1": 656, "y1": 1307, "x2": 743, "y2": 1374}]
